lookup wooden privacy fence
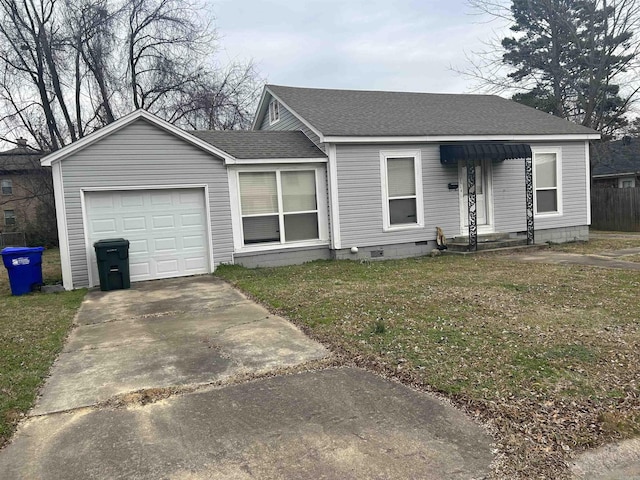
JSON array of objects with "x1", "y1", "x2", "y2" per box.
[{"x1": 591, "y1": 187, "x2": 640, "y2": 232}]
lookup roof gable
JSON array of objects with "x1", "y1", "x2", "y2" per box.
[
  {"x1": 41, "y1": 110, "x2": 234, "y2": 166},
  {"x1": 265, "y1": 84, "x2": 600, "y2": 139}
]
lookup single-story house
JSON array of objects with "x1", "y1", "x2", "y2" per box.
[
  {"x1": 41, "y1": 85, "x2": 600, "y2": 290},
  {"x1": 591, "y1": 136, "x2": 640, "y2": 188}
]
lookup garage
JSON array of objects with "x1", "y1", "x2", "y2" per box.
[
  {"x1": 84, "y1": 188, "x2": 211, "y2": 286},
  {"x1": 40, "y1": 109, "x2": 327, "y2": 290}
]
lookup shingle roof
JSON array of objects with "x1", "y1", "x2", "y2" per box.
[
  {"x1": 0, "y1": 145, "x2": 46, "y2": 172},
  {"x1": 267, "y1": 85, "x2": 599, "y2": 137},
  {"x1": 189, "y1": 130, "x2": 326, "y2": 159},
  {"x1": 591, "y1": 138, "x2": 640, "y2": 176}
]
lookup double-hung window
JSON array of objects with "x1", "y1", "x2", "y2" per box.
[
  {"x1": 268, "y1": 100, "x2": 280, "y2": 125},
  {"x1": 238, "y1": 169, "x2": 322, "y2": 245},
  {"x1": 1, "y1": 179, "x2": 12, "y2": 195},
  {"x1": 380, "y1": 150, "x2": 423, "y2": 230},
  {"x1": 533, "y1": 149, "x2": 562, "y2": 216},
  {"x1": 4, "y1": 210, "x2": 15, "y2": 226}
]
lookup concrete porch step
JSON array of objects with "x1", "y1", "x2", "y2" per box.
[
  {"x1": 451, "y1": 232, "x2": 511, "y2": 243},
  {"x1": 443, "y1": 243, "x2": 546, "y2": 255},
  {"x1": 447, "y1": 236, "x2": 528, "y2": 252}
]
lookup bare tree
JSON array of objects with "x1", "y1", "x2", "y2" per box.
[
  {"x1": 0, "y1": 0, "x2": 262, "y2": 151},
  {"x1": 173, "y1": 62, "x2": 263, "y2": 130}
]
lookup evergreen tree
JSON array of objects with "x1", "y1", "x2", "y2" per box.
[{"x1": 473, "y1": 0, "x2": 639, "y2": 136}]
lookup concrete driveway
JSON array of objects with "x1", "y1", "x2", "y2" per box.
[
  {"x1": 0, "y1": 276, "x2": 493, "y2": 479},
  {"x1": 33, "y1": 276, "x2": 330, "y2": 414}
]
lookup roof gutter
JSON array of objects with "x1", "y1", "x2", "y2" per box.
[
  {"x1": 592, "y1": 171, "x2": 640, "y2": 178},
  {"x1": 322, "y1": 133, "x2": 601, "y2": 143}
]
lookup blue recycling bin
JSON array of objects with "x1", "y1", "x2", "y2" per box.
[{"x1": 1, "y1": 247, "x2": 45, "y2": 296}]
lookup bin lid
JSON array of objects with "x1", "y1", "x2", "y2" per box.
[
  {"x1": 93, "y1": 238, "x2": 130, "y2": 248},
  {"x1": 1, "y1": 246, "x2": 45, "y2": 255}
]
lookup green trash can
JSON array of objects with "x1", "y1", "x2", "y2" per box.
[{"x1": 94, "y1": 238, "x2": 130, "y2": 291}]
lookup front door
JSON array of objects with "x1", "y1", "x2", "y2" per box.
[{"x1": 460, "y1": 160, "x2": 493, "y2": 233}]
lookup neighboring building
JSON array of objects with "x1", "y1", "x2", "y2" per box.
[
  {"x1": 591, "y1": 137, "x2": 640, "y2": 188},
  {"x1": 0, "y1": 139, "x2": 51, "y2": 243},
  {"x1": 40, "y1": 85, "x2": 599, "y2": 290}
]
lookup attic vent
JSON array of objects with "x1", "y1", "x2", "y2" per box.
[{"x1": 622, "y1": 135, "x2": 632, "y2": 145}]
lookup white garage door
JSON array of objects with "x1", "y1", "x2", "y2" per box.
[{"x1": 85, "y1": 188, "x2": 210, "y2": 285}]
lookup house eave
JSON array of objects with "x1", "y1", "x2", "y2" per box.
[
  {"x1": 225, "y1": 157, "x2": 328, "y2": 165},
  {"x1": 40, "y1": 110, "x2": 237, "y2": 167},
  {"x1": 593, "y1": 172, "x2": 640, "y2": 179},
  {"x1": 250, "y1": 86, "x2": 270, "y2": 131},
  {"x1": 321, "y1": 133, "x2": 601, "y2": 143}
]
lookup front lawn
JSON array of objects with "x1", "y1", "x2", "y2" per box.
[
  {"x1": 217, "y1": 255, "x2": 640, "y2": 479},
  {"x1": 0, "y1": 249, "x2": 85, "y2": 447}
]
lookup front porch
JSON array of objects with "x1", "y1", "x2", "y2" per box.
[{"x1": 440, "y1": 143, "x2": 535, "y2": 252}]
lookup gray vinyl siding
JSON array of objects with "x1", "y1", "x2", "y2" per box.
[
  {"x1": 259, "y1": 100, "x2": 323, "y2": 149},
  {"x1": 60, "y1": 119, "x2": 233, "y2": 288},
  {"x1": 493, "y1": 142, "x2": 589, "y2": 233},
  {"x1": 336, "y1": 144, "x2": 459, "y2": 247},
  {"x1": 492, "y1": 158, "x2": 527, "y2": 233},
  {"x1": 336, "y1": 141, "x2": 588, "y2": 248}
]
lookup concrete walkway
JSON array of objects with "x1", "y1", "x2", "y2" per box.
[
  {"x1": 589, "y1": 232, "x2": 640, "y2": 240},
  {"x1": 571, "y1": 438, "x2": 640, "y2": 480},
  {"x1": 504, "y1": 230, "x2": 640, "y2": 271},
  {"x1": 509, "y1": 249, "x2": 640, "y2": 271},
  {"x1": 0, "y1": 276, "x2": 494, "y2": 479}
]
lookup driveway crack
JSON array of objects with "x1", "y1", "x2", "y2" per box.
[{"x1": 28, "y1": 357, "x2": 340, "y2": 419}]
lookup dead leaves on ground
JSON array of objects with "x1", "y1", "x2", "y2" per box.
[{"x1": 217, "y1": 256, "x2": 640, "y2": 479}]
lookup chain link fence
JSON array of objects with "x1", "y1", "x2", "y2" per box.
[{"x1": 0, "y1": 232, "x2": 26, "y2": 247}]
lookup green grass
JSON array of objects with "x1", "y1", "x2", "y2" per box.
[
  {"x1": 217, "y1": 254, "x2": 640, "y2": 478},
  {"x1": 0, "y1": 249, "x2": 85, "y2": 446}
]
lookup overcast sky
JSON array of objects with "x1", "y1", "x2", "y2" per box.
[{"x1": 212, "y1": 0, "x2": 507, "y2": 94}]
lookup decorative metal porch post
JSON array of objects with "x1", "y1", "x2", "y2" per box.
[
  {"x1": 466, "y1": 158, "x2": 478, "y2": 251},
  {"x1": 524, "y1": 156, "x2": 535, "y2": 245}
]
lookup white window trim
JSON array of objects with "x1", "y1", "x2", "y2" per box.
[
  {"x1": 1, "y1": 179, "x2": 12, "y2": 195},
  {"x1": 228, "y1": 164, "x2": 329, "y2": 253},
  {"x1": 268, "y1": 99, "x2": 280, "y2": 125},
  {"x1": 532, "y1": 147, "x2": 563, "y2": 218},
  {"x1": 619, "y1": 177, "x2": 636, "y2": 188},
  {"x1": 380, "y1": 150, "x2": 424, "y2": 232}
]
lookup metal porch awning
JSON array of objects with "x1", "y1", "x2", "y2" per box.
[{"x1": 440, "y1": 143, "x2": 532, "y2": 165}]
